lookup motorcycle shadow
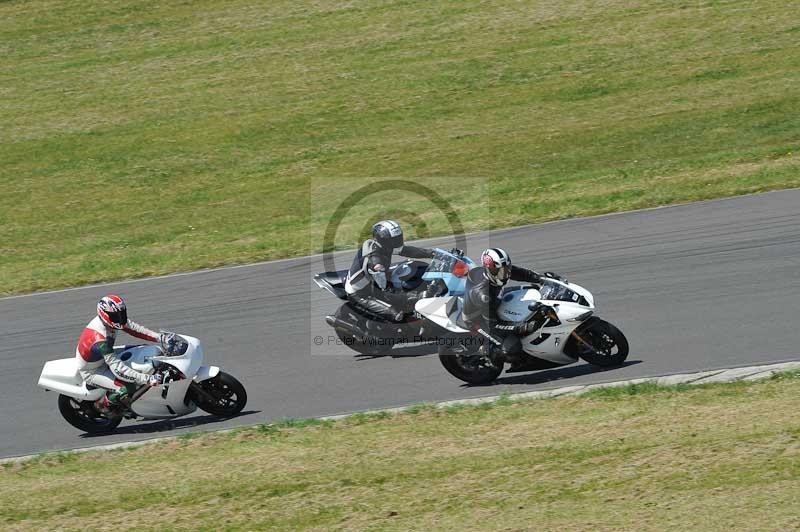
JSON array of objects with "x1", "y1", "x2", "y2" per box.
[
  {"x1": 355, "y1": 343, "x2": 438, "y2": 360},
  {"x1": 476, "y1": 360, "x2": 643, "y2": 387},
  {"x1": 79, "y1": 410, "x2": 261, "y2": 438}
]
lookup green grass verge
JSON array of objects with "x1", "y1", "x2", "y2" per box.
[
  {"x1": 3, "y1": 373, "x2": 800, "y2": 530},
  {"x1": 3, "y1": 0, "x2": 800, "y2": 295}
]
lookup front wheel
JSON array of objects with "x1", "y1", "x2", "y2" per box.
[
  {"x1": 57, "y1": 394, "x2": 122, "y2": 434},
  {"x1": 439, "y1": 344, "x2": 503, "y2": 385},
  {"x1": 194, "y1": 372, "x2": 247, "y2": 417},
  {"x1": 574, "y1": 319, "x2": 629, "y2": 367}
]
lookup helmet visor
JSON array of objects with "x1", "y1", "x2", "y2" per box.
[
  {"x1": 495, "y1": 265, "x2": 511, "y2": 283},
  {"x1": 383, "y1": 234, "x2": 404, "y2": 250},
  {"x1": 485, "y1": 263, "x2": 510, "y2": 285},
  {"x1": 106, "y1": 308, "x2": 127, "y2": 327}
]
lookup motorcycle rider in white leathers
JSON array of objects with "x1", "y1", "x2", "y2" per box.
[{"x1": 76, "y1": 294, "x2": 167, "y2": 411}]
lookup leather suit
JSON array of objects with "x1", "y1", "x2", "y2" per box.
[
  {"x1": 462, "y1": 265, "x2": 545, "y2": 354},
  {"x1": 345, "y1": 239, "x2": 434, "y2": 321},
  {"x1": 76, "y1": 316, "x2": 160, "y2": 391}
]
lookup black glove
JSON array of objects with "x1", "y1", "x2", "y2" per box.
[
  {"x1": 449, "y1": 248, "x2": 464, "y2": 257},
  {"x1": 404, "y1": 292, "x2": 423, "y2": 312},
  {"x1": 544, "y1": 271, "x2": 567, "y2": 283},
  {"x1": 423, "y1": 279, "x2": 448, "y2": 298},
  {"x1": 529, "y1": 302, "x2": 557, "y2": 321}
]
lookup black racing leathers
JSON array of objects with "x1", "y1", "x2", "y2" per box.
[
  {"x1": 462, "y1": 265, "x2": 545, "y2": 352},
  {"x1": 344, "y1": 239, "x2": 435, "y2": 322}
]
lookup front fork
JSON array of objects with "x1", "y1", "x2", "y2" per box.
[
  {"x1": 188, "y1": 381, "x2": 217, "y2": 405},
  {"x1": 568, "y1": 321, "x2": 605, "y2": 358}
]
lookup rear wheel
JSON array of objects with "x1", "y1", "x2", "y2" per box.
[
  {"x1": 57, "y1": 394, "x2": 122, "y2": 434},
  {"x1": 438, "y1": 344, "x2": 503, "y2": 385},
  {"x1": 574, "y1": 320, "x2": 629, "y2": 367},
  {"x1": 194, "y1": 372, "x2": 247, "y2": 417}
]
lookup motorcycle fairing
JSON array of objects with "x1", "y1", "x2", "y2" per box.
[
  {"x1": 313, "y1": 271, "x2": 349, "y2": 300},
  {"x1": 421, "y1": 249, "x2": 475, "y2": 296},
  {"x1": 131, "y1": 380, "x2": 196, "y2": 419},
  {"x1": 121, "y1": 335, "x2": 204, "y2": 419},
  {"x1": 38, "y1": 358, "x2": 105, "y2": 401},
  {"x1": 194, "y1": 365, "x2": 220, "y2": 382},
  {"x1": 414, "y1": 296, "x2": 471, "y2": 333},
  {"x1": 498, "y1": 286, "x2": 594, "y2": 364}
]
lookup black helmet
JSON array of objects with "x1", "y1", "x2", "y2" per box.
[{"x1": 372, "y1": 220, "x2": 404, "y2": 250}]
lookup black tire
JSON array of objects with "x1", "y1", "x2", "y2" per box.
[
  {"x1": 576, "y1": 320, "x2": 629, "y2": 367},
  {"x1": 57, "y1": 394, "x2": 122, "y2": 434},
  {"x1": 438, "y1": 344, "x2": 503, "y2": 385},
  {"x1": 335, "y1": 328, "x2": 385, "y2": 356},
  {"x1": 195, "y1": 372, "x2": 247, "y2": 417}
]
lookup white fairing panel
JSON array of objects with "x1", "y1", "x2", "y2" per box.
[
  {"x1": 131, "y1": 380, "x2": 196, "y2": 419},
  {"x1": 117, "y1": 344, "x2": 161, "y2": 374},
  {"x1": 415, "y1": 296, "x2": 471, "y2": 333},
  {"x1": 122, "y1": 335, "x2": 204, "y2": 419},
  {"x1": 38, "y1": 358, "x2": 105, "y2": 400},
  {"x1": 497, "y1": 289, "x2": 541, "y2": 322},
  {"x1": 565, "y1": 281, "x2": 595, "y2": 309},
  {"x1": 520, "y1": 330, "x2": 578, "y2": 364},
  {"x1": 194, "y1": 365, "x2": 220, "y2": 382},
  {"x1": 150, "y1": 335, "x2": 203, "y2": 378},
  {"x1": 497, "y1": 285, "x2": 595, "y2": 364}
]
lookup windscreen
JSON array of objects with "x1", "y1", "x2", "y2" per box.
[
  {"x1": 426, "y1": 250, "x2": 460, "y2": 273},
  {"x1": 162, "y1": 334, "x2": 190, "y2": 357},
  {"x1": 538, "y1": 280, "x2": 589, "y2": 305}
]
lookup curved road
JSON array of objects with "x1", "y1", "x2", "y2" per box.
[{"x1": 1, "y1": 190, "x2": 798, "y2": 458}]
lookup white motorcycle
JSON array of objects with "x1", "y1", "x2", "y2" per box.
[
  {"x1": 37, "y1": 334, "x2": 247, "y2": 433},
  {"x1": 415, "y1": 276, "x2": 629, "y2": 384}
]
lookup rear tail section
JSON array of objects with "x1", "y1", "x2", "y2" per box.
[
  {"x1": 38, "y1": 358, "x2": 105, "y2": 400},
  {"x1": 313, "y1": 271, "x2": 349, "y2": 300}
]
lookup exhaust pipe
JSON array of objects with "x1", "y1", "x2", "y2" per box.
[
  {"x1": 325, "y1": 315, "x2": 371, "y2": 341},
  {"x1": 325, "y1": 315, "x2": 348, "y2": 329}
]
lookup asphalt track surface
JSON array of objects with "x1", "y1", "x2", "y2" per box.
[{"x1": 2, "y1": 190, "x2": 799, "y2": 458}]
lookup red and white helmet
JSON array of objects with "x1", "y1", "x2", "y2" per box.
[
  {"x1": 97, "y1": 294, "x2": 128, "y2": 330},
  {"x1": 481, "y1": 248, "x2": 512, "y2": 287}
]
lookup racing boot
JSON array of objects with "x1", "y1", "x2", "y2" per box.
[
  {"x1": 94, "y1": 394, "x2": 121, "y2": 416},
  {"x1": 94, "y1": 383, "x2": 135, "y2": 415},
  {"x1": 478, "y1": 343, "x2": 504, "y2": 367},
  {"x1": 501, "y1": 335, "x2": 526, "y2": 372}
]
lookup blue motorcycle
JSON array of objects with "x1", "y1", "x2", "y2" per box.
[{"x1": 314, "y1": 248, "x2": 475, "y2": 355}]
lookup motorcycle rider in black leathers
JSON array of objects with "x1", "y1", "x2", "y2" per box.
[
  {"x1": 345, "y1": 220, "x2": 435, "y2": 322},
  {"x1": 462, "y1": 248, "x2": 560, "y2": 364}
]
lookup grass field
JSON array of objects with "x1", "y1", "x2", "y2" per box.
[
  {"x1": 2, "y1": 0, "x2": 800, "y2": 295},
  {"x1": 3, "y1": 373, "x2": 800, "y2": 530}
]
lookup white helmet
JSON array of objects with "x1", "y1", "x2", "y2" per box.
[{"x1": 480, "y1": 248, "x2": 512, "y2": 286}]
